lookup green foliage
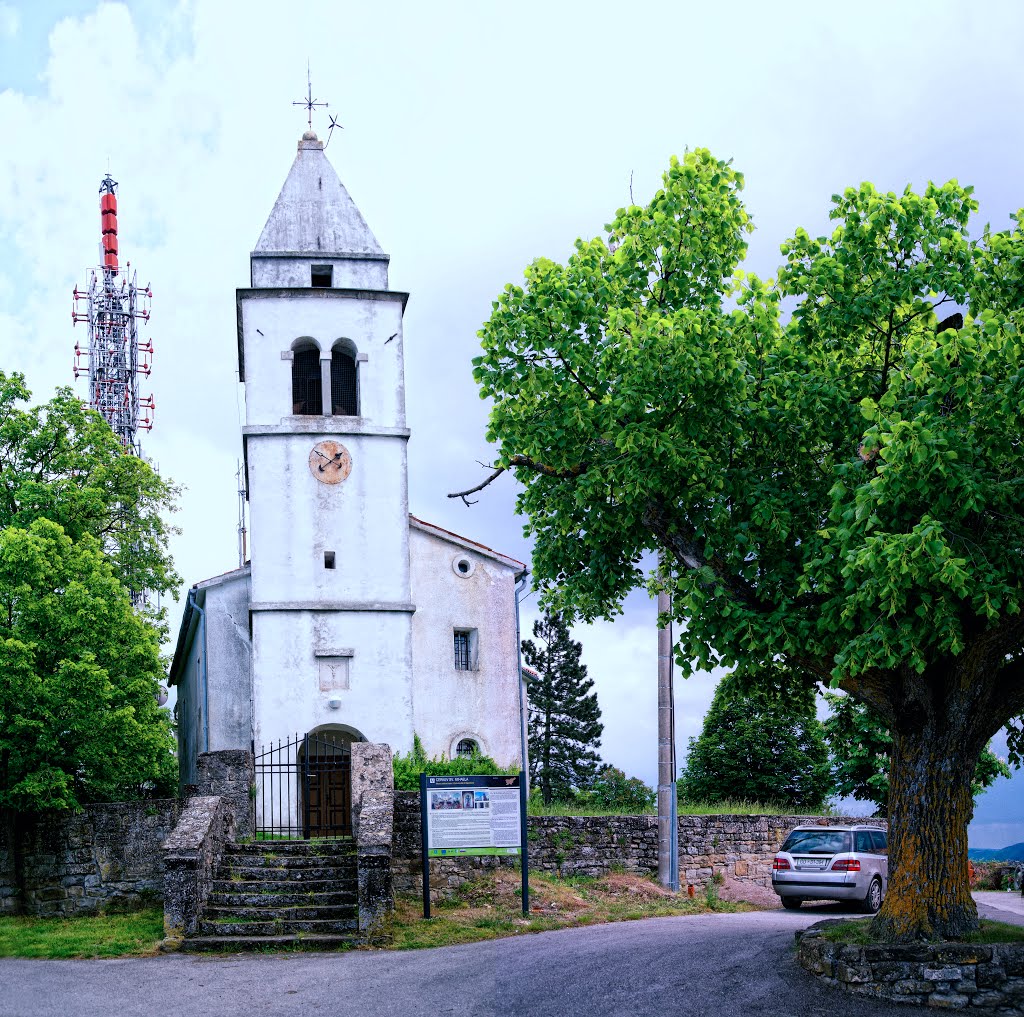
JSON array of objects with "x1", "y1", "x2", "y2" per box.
[
  {"x1": 577, "y1": 765, "x2": 655, "y2": 813},
  {"x1": 0, "y1": 375, "x2": 179, "y2": 816},
  {"x1": 392, "y1": 734, "x2": 508, "y2": 791},
  {"x1": 0, "y1": 373, "x2": 180, "y2": 603},
  {"x1": 679, "y1": 664, "x2": 831, "y2": 811},
  {"x1": 524, "y1": 611, "x2": 603, "y2": 805},
  {"x1": 471, "y1": 154, "x2": 1024, "y2": 938},
  {"x1": 823, "y1": 691, "x2": 1011, "y2": 815},
  {"x1": 0, "y1": 519, "x2": 177, "y2": 812}
]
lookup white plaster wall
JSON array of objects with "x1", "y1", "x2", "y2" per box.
[
  {"x1": 252, "y1": 608, "x2": 414, "y2": 754},
  {"x1": 203, "y1": 573, "x2": 253, "y2": 753},
  {"x1": 409, "y1": 528, "x2": 524, "y2": 768},
  {"x1": 238, "y1": 290, "x2": 406, "y2": 428},
  {"x1": 251, "y1": 256, "x2": 388, "y2": 290},
  {"x1": 245, "y1": 432, "x2": 410, "y2": 607}
]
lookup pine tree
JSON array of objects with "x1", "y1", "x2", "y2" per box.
[
  {"x1": 680, "y1": 663, "x2": 830, "y2": 811},
  {"x1": 523, "y1": 611, "x2": 603, "y2": 805}
]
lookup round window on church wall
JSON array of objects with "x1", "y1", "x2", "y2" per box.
[{"x1": 452, "y1": 556, "x2": 475, "y2": 578}]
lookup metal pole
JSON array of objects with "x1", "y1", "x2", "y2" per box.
[
  {"x1": 420, "y1": 773, "x2": 431, "y2": 919},
  {"x1": 519, "y1": 775, "x2": 529, "y2": 916},
  {"x1": 657, "y1": 556, "x2": 679, "y2": 890}
]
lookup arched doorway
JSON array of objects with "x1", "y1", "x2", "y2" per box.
[
  {"x1": 253, "y1": 726, "x2": 364, "y2": 839},
  {"x1": 299, "y1": 726, "x2": 361, "y2": 839}
]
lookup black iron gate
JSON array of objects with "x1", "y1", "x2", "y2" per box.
[{"x1": 253, "y1": 732, "x2": 352, "y2": 839}]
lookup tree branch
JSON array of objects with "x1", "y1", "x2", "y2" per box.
[{"x1": 448, "y1": 455, "x2": 589, "y2": 506}]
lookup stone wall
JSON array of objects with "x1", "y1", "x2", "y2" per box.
[
  {"x1": 798, "y1": 922, "x2": 1024, "y2": 1010},
  {"x1": 392, "y1": 791, "x2": 886, "y2": 900},
  {"x1": 0, "y1": 801, "x2": 180, "y2": 917},
  {"x1": 351, "y1": 742, "x2": 395, "y2": 929}
]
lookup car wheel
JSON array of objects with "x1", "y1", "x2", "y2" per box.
[
  {"x1": 781, "y1": 897, "x2": 803, "y2": 910},
  {"x1": 860, "y1": 877, "x2": 883, "y2": 914}
]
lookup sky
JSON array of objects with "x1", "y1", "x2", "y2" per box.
[{"x1": 0, "y1": 0, "x2": 1021, "y2": 848}]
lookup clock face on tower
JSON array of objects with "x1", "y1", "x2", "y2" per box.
[{"x1": 308, "y1": 440, "x2": 353, "y2": 485}]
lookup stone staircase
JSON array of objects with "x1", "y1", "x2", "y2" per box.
[{"x1": 183, "y1": 839, "x2": 360, "y2": 952}]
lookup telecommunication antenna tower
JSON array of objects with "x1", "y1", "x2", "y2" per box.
[{"x1": 72, "y1": 174, "x2": 154, "y2": 454}]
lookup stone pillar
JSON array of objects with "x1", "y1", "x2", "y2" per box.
[
  {"x1": 350, "y1": 742, "x2": 394, "y2": 931},
  {"x1": 195, "y1": 750, "x2": 255, "y2": 840}
]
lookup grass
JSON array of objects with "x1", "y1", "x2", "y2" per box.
[
  {"x1": 819, "y1": 918, "x2": 1024, "y2": 946},
  {"x1": 378, "y1": 869, "x2": 748, "y2": 950},
  {"x1": 0, "y1": 908, "x2": 164, "y2": 959},
  {"x1": 527, "y1": 798, "x2": 833, "y2": 817}
]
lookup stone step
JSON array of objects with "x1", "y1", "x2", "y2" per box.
[
  {"x1": 211, "y1": 878, "x2": 356, "y2": 895},
  {"x1": 217, "y1": 864, "x2": 355, "y2": 882},
  {"x1": 198, "y1": 917, "x2": 359, "y2": 937},
  {"x1": 203, "y1": 904, "x2": 358, "y2": 923},
  {"x1": 206, "y1": 889, "x2": 357, "y2": 909},
  {"x1": 181, "y1": 933, "x2": 360, "y2": 953},
  {"x1": 219, "y1": 855, "x2": 356, "y2": 872},
  {"x1": 227, "y1": 840, "x2": 355, "y2": 856}
]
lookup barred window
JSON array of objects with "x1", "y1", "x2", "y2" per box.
[
  {"x1": 331, "y1": 348, "x2": 358, "y2": 416},
  {"x1": 292, "y1": 345, "x2": 322, "y2": 415},
  {"x1": 454, "y1": 631, "x2": 470, "y2": 670},
  {"x1": 456, "y1": 738, "x2": 478, "y2": 758}
]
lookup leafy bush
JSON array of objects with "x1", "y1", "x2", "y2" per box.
[
  {"x1": 392, "y1": 734, "x2": 509, "y2": 791},
  {"x1": 576, "y1": 765, "x2": 655, "y2": 813}
]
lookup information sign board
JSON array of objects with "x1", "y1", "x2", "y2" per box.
[
  {"x1": 419, "y1": 772, "x2": 528, "y2": 917},
  {"x1": 423, "y1": 774, "x2": 522, "y2": 857}
]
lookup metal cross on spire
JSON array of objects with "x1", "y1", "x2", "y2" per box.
[{"x1": 293, "y1": 63, "x2": 328, "y2": 130}]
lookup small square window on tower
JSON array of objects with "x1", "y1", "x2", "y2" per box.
[
  {"x1": 311, "y1": 264, "x2": 333, "y2": 288},
  {"x1": 454, "y1": 629, "x2": 478, "y2": 671}
]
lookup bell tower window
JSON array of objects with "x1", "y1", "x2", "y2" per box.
[
  {"x1": 311, "y1": 264, "x2": 333, "y2": 288},
  {"x1": 292, "y1": 343, "x2": 323, "y2": 416},
  {"x1": 331, "y1": 340, "x2": 359, "y2": 416}
]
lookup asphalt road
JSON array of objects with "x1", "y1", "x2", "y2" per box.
[{"x1": 0, "y1": 905, "x2": 953, "y2": 1017}]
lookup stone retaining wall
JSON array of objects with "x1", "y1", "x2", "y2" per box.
[
  {"x1": 797, "y1": 921, "x2": 1024, "y2": 1010},
  {"x1": 0, "y1": 801, "x2": 180, "y2": 917},
  {"x1": 392, "y1": 791, "x2": 885, "y2": 900}
]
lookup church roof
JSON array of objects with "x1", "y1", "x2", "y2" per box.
[
  {"x1": 253, "y1": 132, "x2": 386, "y2": 258},
  {"x1": 409, "y1": 515, "x2": 527, "y2": 574}
]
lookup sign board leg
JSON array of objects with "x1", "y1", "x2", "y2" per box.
[
  {"x1": 420, "y1": 772, "x2": 431, "y2": 919},
  {"x1": 520, "y1": 778, "x2": 529, "y2": 916}
]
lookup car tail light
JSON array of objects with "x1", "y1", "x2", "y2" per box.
[
  {"x1": 773, "y1": 856, "x2": 790, "y2": 870},
  {"x1": 832, "y1": 859, "x2": 861, "y2": 872}
]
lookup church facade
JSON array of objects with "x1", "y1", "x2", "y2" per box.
[{"x1": 169, "y1": 131, "x2": 527, "y2": 821}]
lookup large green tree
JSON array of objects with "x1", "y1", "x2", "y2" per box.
[
  {"x1": 462, "y1": 150, "x2": 1024, "y2": 941},
  {"x1": 0, "y1": 374, "x2": 178, "y2": 906},
  {"x1": 680, "y1": 665, "x2": 830, "y2": 810},
  {"x1": 824, "y1": 690, "x2": 1010, "y2": 816},
  {"x1": 523, "y1": 610, "x2": 603, "y2": 804}
]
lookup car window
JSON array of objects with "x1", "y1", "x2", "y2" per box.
[
  {"x1": 781, "y1": 830, "x2": 853, "y2": 855},
  {"x1": 869, "y1": 830, "x2": 888, "y2": 855},
  {"x1": 855, "y1": 831, "x2": 874, "y2": 853}
]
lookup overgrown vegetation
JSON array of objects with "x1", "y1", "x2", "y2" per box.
[
  {"x1": 0, "y1": 908, "x2": 164, "y2": 959},
  {"x1": 391, "y1": 735, "x2": 509, "y2": 790},
  {"x1": 381, "y1": 869, "x2": 744, "y2": 950}
]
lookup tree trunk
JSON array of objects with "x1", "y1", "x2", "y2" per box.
[{"x1": 871, "y1": 721, "x2": 978, "y2": 942}]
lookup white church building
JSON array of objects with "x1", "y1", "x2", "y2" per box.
[{"x1": 169, "y1": 130, "x2": 527, "y2": 832}]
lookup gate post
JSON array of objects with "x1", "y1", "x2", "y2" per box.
[
  {"x1": 195, "y1": 750, "x2": 255, "y2": 840},
  {"x1": 350, "y1": 743, "x2": 394, "y2": 931}
]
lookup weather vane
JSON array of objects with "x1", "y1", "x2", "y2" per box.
[
  {"x1": 293, "y1": 63, "x2": 328, "y2": 131},
  {"x1": 293, "y1": 64, "x2": 343, "y2": 148}
]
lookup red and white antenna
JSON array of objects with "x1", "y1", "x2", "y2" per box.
[{"x1": 72, "y1": 173, "x2": 154, "y2": 454}]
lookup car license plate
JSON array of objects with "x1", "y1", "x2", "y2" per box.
[{"x1": 795, "y1": 858, "x2": 827, "y2": 870}]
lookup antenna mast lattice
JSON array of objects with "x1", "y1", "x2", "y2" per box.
[{"x1": 72, "y1": 174, "x2": 154, "y2": 454}]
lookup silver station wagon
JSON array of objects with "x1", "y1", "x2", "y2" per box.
[{"x1": 771, "y1": 825, "x2": 888, "y2": 912}]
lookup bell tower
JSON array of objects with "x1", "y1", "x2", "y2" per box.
[{"x1": 237, "y1": 130, "x2": 414, "y2": 753}]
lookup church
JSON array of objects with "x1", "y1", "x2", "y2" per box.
[{"x1": 169, "y1": 130, "x2": 527, "y2": 833}]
